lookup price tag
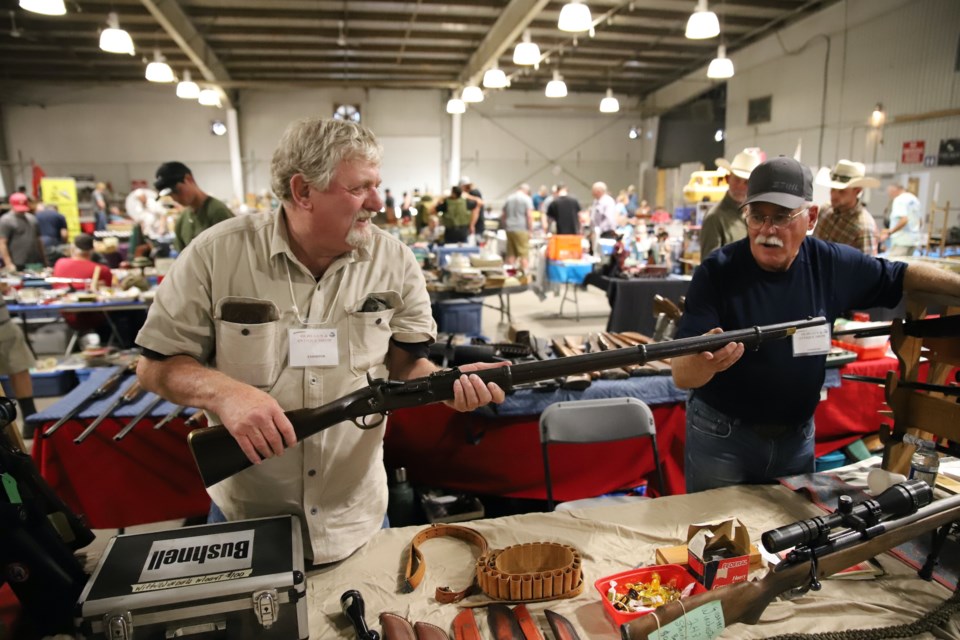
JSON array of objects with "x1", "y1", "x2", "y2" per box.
[
  {"x1": 651, "y1": 601, "x2": 725, "y2": 640},
  {"x1": 288, "y1": 328, "x2": 339, "y2": 367},
  {"x1": 2, "y1": 472, "x2": 22, "y2": 505},
  {"x1": 792, "y1": 325, "x2": 831, "y2": 356}
]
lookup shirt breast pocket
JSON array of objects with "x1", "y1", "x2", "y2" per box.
[
  {"x1": 214, "y1": 296, "x2": 282, "y2": 388},
  {"x1": 348, "y1": 290, "x2": 401, "y2": 376}
]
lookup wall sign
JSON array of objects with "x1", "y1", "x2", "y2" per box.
[
  {"x1": 901, "y1": 140, "x2": 925, "y2": 164},
  {"x1": 938, "y1": 139, "x2": 960, "y2": 166}
]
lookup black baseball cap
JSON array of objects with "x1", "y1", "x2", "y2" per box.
[
  {"x1": 154, "y1": 161, "x2": 192, "y2": 196},
  {"x1": 741, "y1": 156, "x2": 813, "y2": 210}
]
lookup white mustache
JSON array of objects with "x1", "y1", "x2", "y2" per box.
[
  {"x1": 755, "y1": 234, "x2": 784, "y2": 248},
  {"x1": 354, "y1": 210, "x2": 374, "y2": 222}
]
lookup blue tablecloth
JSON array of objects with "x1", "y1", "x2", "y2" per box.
[{"x1": 28, "y1": 366, "x2": 178, "y2": 423}]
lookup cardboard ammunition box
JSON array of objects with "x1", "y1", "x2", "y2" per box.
[
  {"x1": 77, "y1": 516, "x2": 307, "y2": 640},
  {"x1": 686, "y1": 519, "x2": 752, "y2": 589}
]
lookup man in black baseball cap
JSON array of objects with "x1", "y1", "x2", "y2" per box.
[
  {"x1": 153, "y1": 161, "x2": 192, "y2": 197},
  {"x1": 669, "y1": 155, "x2": 960, "y2": 493},
  {"x1": 153, "y1": 161, "x2": 233, "y2": 251}
]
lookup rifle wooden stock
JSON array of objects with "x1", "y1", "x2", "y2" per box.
[
  {"x1": 621, "y1": 493, "x2": 960, "y2": 640},
  {"x1": 189, "y1": 317, "x2": 826, "y2": 488}
]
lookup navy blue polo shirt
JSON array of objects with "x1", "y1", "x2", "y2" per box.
[{"x1": 676, "y1": 237, "x2": 906, "y2": 425}]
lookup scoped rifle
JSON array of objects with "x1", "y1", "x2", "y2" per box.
[
  {"x1": 188, "y1": 316, "x2": 825, "y2": 488},
  {"x1": 621, "y1": 480, "x2": 960, "y2": 640}
]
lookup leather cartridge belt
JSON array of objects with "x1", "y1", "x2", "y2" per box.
[{"x1": 404, "y1": 524, "x2": 583, "y2": 604}]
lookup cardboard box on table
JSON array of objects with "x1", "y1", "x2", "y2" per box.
[{"x1": 655, "y1": 519, "x2": 756, "y2": 589}]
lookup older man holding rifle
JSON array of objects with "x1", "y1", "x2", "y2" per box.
[
  {"x1": 673, "y1": 156, "x2": 960, "y2": 493},
  {"x1": 136, "y1": 118, "x2": 505, "y2": 565}
]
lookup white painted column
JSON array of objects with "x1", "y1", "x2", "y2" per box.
[
  {"x1": 448, "y1": 112, "x2": 462, "y2": 189},
  {"x1": 226, "y1": 108, "x2": 244, "y2": 205}
]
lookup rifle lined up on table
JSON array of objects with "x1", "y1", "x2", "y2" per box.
[
  {"x1": 622, "y1": 480, "x2": 960, "y2": 640},
  {"x1": 188, "y1": 316, "x2": 827, "y2": 488}
]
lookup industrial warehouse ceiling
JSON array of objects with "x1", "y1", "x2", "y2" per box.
[{"x1": 0, "y1": 0, "x2": 837, "y2": 99}]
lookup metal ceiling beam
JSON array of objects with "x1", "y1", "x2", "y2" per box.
[
  {"x1": 138, "y1": 0, "x2": 234, "y2": 105},
  {"x1": 457, "y1": 0, "x2": 552, "y2": 86}
]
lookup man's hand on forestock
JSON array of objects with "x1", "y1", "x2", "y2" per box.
[
  {"x1": 444, "y1": 360, "x2": 508, "y2": 412},
  {"x1": 217, "y1": 384, "x2": 297, "y2": 465},
  {"x1": 698, "y1": 327, "x2": 744, "y2": 373}
]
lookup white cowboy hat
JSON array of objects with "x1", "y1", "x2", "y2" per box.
[
  {"x1": 820, "y1": 159, "x2": 881, "y2": 190},
  {"x1": 715, "y1": 149, "x2": 763, "y2": 179}
]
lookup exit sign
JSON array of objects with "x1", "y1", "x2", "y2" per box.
[{"x1": 902, "y1": 140, "x2": 925, "y2": 164}]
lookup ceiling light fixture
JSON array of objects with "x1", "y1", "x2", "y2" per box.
[
  {"x1": 707, "y1": 45, "x2": 734, "y2": 79},
  {"x1": 482, "y1": 63, "x2": 508, "y2": 89},
  {"x1": 715, "y1": 129, "x2": 724, "y2": 142},
  {"x1": 198, "y1": 88, "x2": 222, "y2": 107},
  {"x1": 599, "y1": 88, "x2": 620, "y2": 113},
  {"x1": 558, "y1": 0, "x2": 592, "y2": 32},
  {"x1": 685, "y1": 0, "x2": 720, "y2": 40},
  {"x1": 99, "y1": 12, "x2": 135, "y2": 55},
  {"x1": 870, "y1": 103, "x2": 886, "y2": 128},
  {"x1": 461, "y1": 85, "x2": 484, "y2": 103},
  {"x1": 628, "y1": 126, "x2": 640, "y2": 140},
  {"x1": 176, "y1": 69, "x2": 200, "y2": 99},
  {"x1": 446, "y1": 92, "x2": 466, "y2": 114},
  {"x1": 545, "y1": 70, "x2": 567, "y2": 98},
  {"x1": 145, "y1": 49, "x2": 176, "y2": 83},
  {"x1": 19, "y1": 0, "x2": 66, "y2": 16},
  {"x1": 513, "y1": 30, "x2": 541, "y2": 66}
]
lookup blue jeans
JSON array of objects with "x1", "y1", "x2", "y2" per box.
[{"x1": 685, "y1": 394, "x2": 815, "y2": 494}]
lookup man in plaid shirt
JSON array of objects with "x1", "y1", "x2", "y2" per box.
[{"x1": 813, "y1": 160, "x2": 880, "y2": 255}]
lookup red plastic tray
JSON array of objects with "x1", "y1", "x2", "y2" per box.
[{"x1": 594, "y1": 563, "x2": 707, "y2": 628}]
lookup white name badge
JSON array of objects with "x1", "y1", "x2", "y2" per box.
[
  {"x1": 792, "y1": 325, "x2": 831, "y2": 357},
  {"x1": 288, "y1": 328, "x2": 339, "y2": 367}
]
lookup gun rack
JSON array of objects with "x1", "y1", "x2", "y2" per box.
[{"x1": 881, "y1": 291, "x2": 960, "y2": 476}]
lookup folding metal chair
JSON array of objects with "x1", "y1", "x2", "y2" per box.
[{"x1": 539, "y1": 397, "x2": 666, "y2": 511}]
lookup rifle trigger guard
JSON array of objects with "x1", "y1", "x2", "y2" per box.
[{"x1": 353, "y1": 413, "x2": 385, "y2": 430}]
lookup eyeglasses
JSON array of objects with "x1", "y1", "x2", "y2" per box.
[{"x1": 743, "y1": 208, "x2": 806, "y2": 230}]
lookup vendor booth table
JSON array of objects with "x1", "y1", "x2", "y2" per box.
[
  {"x1": 28, "y1": 358, "x2": 899, "y2": 530},
  {"x1": 303, "y1": 481, "x2": 960, "y2": 639}
]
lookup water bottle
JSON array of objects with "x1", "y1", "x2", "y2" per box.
[
  {"x1": 909, "y1": 440, "x2": 940, "y2": 488},
  {"x1": 387, "y1": 467, "x2": 417, "y2": 527}
]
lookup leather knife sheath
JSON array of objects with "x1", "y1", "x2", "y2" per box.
[
  {"x1": 452, "y1": 609, "x2": 482, "y2": 640},
  {"x1": 513, "y1": 605, "x2": 545, "y2": 640},
  {"x1": 380, "y1": 613, "x2": 450, "y2": 640},
  {"x1": 487, "y1": 603, "x2": 525, "y2": 640}
]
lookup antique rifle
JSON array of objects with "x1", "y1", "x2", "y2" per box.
[
  {"x1": 189, "y1": 316, "x2": 826, "y2": 488},
  {"x1": 621, "y1": 480, "x2": 960, "y2": 639},
  {"x1": 113, "y1": 394, "x2": 165, "y2": 441},
  {"x1": 43, "y1": 360, "x2": 138, "y2": 438},
  {"x1": 73, "y1": 379, "x2": 142, "y2": 444}
]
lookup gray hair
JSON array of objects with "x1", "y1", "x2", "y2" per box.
[{"x1": 270, "y1": 117, "x2": 382, "y2": 202}]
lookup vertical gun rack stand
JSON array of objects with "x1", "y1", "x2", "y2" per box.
[
  {"x1": 880, "y1": 291, "x2": 960, "y2": 476},
  {"x1": 925, "y1": 201, "x2": 956, "y2": 258}
]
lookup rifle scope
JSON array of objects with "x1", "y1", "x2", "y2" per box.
[{"x1": 762, "y1": 480, "x2": 932, "y2": 553}]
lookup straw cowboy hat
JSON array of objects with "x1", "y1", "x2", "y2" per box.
[
  {"x1": 715, "y1": 149, "x2": 763, "y2": 179},
  {"x1": 821, "y1": 160, "x2": 880, "y2": 190}
]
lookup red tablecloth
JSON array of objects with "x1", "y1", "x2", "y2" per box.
[
  {"x1": 385, "y1": 358, "x2": 904, "y2": 499},
  {"x1": 26, "y1": 359, "x2": 901, "y2": 530},
  {"x1": 31, "y1": 417, "x2": 210, "y2": 529}
]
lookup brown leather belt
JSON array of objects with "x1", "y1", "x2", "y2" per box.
[
  {"x1": 404, "y1": 524, "x2": 490, "y2": 603},
  {"x1": 404, "y1": 525, "x2": 583, "y2": 604}
]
